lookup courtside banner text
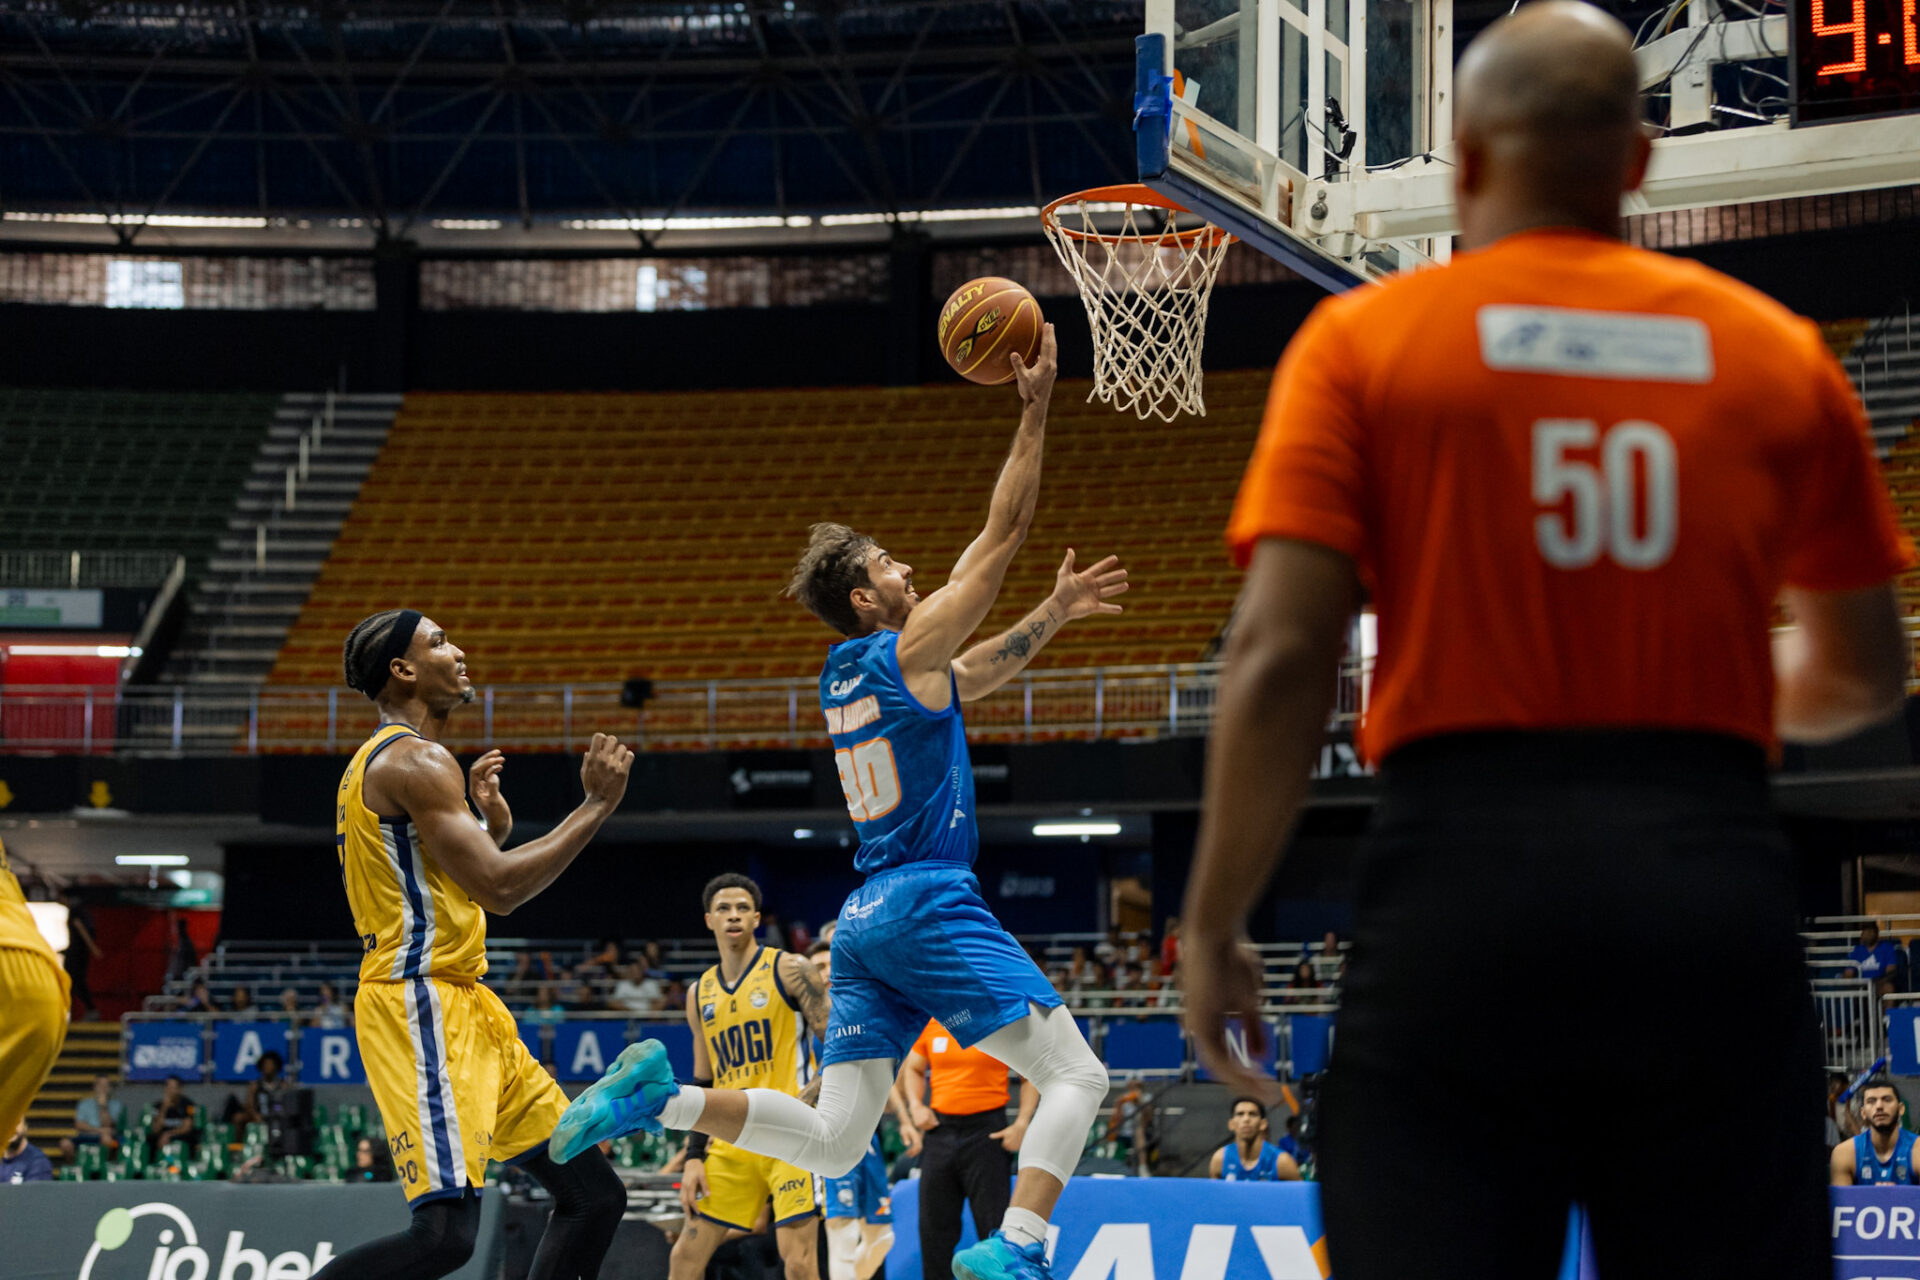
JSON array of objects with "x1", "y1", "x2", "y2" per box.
[
  {"x1": 886, "y1": 1177, "x2": 1330, "y2": 1280},
  {"x1": 0, "y1": 1183, "x2": 500, "y2": 1279}
]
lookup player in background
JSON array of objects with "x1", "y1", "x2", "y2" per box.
[
  {"x1": 808, "y1": 941, "x2": 899, "y2": 1280},
  {"x1": 554, "y1": 325, "x2": 1127, "y2": 1280},
  {"x1": 1209, "y1": 1097, "x2": 1299, "y2": 1182},
  {"x1": 671, "y1": 873, "x2": 829, "y2": 1280},
  {"x1": 316, "y1": 609, "x2": 631, "y2": 1280},
  {"x1": 1179, "y1": 5, "x2": 1913, "y2": 1279},
  {"x1": 1832, "y1": 1079, "x2": 1918, "y2": 1186},
  {"x1": 0, "y1": 837, "x2": 68, "y2": 1149}
]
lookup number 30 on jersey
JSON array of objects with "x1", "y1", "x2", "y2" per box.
[{"x1": 836, "y1": 738, "x2": 901, "y2": 822}]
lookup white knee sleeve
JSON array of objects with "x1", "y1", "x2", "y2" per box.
[
  {"x1": 826, "y1": 1219, "x2": 861, "y2": 1280},
  {"x1": 731, "y1": 1058, "x2": 894, "y2": 1177},
  {"x1": 975, "y1": 1003, "x2": 1109, "y2": 1185}
]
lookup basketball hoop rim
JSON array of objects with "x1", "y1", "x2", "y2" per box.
[{"x1": 1040, "y1": 183, "x2": 1232, "y2": 248}]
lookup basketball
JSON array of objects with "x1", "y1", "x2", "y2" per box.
[{"x1": 938, "y1": 276, "x2": 1043, "y2": 385}]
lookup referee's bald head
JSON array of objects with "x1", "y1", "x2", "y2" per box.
[{"x1": 1453, "y1": 1, "x2": 1649, "y2": 248}]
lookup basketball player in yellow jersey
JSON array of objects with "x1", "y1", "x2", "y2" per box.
[
  {"x1": 672, "y1": 872, "x2": 831, "y2": 1280},
  {"x1": 315, "y1": 608, "x2": 631, "y2": 1280},
  {"x1": 0, "y1": 836, "x2": 68, "y2": 1143}
]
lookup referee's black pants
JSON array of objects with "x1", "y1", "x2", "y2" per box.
[
  {"x1": 1317, "y1": 730, "x2": 1829, "y2": 1280},
  {"x1": 918, "y1": 1107, "x2": 1013, "y2": 1280}
]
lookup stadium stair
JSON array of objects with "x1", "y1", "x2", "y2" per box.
[
  {"x1": 1840, "y1": 305, "x2": 1920, "y2": 444},
  {"x1": 28, "y1": 1022, "x2": 122, "y2": 1158}
]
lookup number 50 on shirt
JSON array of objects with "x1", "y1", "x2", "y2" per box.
[
  {"x1": 836, "y1": 738, "x2": 901, "y2": 822},
  {"x1": 1533, "y1": 418, "x2": 1678, "y2": 571}
]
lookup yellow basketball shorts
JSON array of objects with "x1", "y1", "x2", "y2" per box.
[
  {"x1": 356, "y1": 978, "x2": 567, "y2": 1204},
  {"x1": 0, "y1": 946, "x2": 68, "y2": 1139},
  {"x1": 696, "y1": 1139, "x2": 819, "y2": 1231}
]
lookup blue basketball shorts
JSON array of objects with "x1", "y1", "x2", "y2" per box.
[
  {"x1": 821, "y1": 862, "x2": 1061, "y2": 1067},
  {"x1": 824, "y1": 1135, "x2": 893, "y2": 1222}
]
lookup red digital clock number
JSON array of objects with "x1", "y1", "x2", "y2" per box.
[{"x1": 1793, "y1": 0, "x2": 1920, "y2": 123}]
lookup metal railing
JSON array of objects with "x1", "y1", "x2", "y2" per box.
[
  {"x1": 1814, "y1": 977, "x2": 1885, "y2": 1073},
  {"x1": 0, "y1": 549, "x2": 184, "y2": 589},
  {"x1": 0, "y1": 658, "x2": 1373, "y2": 754}
]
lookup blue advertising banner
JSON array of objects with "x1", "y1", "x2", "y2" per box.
[
  {"x1": 887, "y1": 1177, "x2": 1329, "y2": 1280},
  {"x1": 1888, "y1": 1009, "x2": 1920, "y2": 1076},
  {"x1": 1196, "y1": 1020, "x2": 1279, "y2": 1084},
  {"x1": 211, "y1": 1021, "x2": 290, "y2": 1082},
  {"x1": 553, "y1": 1022, "x2": 632, "y2": 1082},
  {"x1": 125, "y1": 1022, "x2": 204, "y2": 1082},
  {"x1": 299, "y1": 1028, "x2": 367, "y2": 1084},
  {"x1": 1289, "y1": 1016, "x2": 1334, "y2": 1077},
  {"x1": 1832, "y1": 1187, "x2": 1920, "y2": 1280}
]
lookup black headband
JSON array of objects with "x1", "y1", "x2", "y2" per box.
[{"x1": 353, "y1": 609, "x2": 423, "y2": 700}]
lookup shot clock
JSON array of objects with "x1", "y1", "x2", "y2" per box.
[{"x1": 1792, "y1": 0, "x2": 1920, "y2": 123}]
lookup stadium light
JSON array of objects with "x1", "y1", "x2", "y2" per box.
[
  {"x1": 116, "y1": 855, "x2": 188, "y2": 867},
  {"x1": 6, "y1": 645, "x2": 143, "y2": 658},
  {"x1": 1032, "y1": 822, "x2": 1122, "y2": 838},
  {"x1": 793, "y1": 829, "x2": 815, "y2": 839}
]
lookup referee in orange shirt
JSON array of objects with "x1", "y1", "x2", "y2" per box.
[
  {"x1": 898, "y1": 1019, "x2": 1039, "y2": 1280},
  {"x1": 1180, "y1": 4, "x2": 1914, "y2": 1279}
]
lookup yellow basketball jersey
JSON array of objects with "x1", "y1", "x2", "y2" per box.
[
  {"x1": 338, "y1": 724, "x2": 488, "y2": 985},
  {"x1": 0, "y1": 838, "x2": 57, "y2": 961},
  {"x1": 695, "y1": 947, "x2": 809, "y2": 1094}
]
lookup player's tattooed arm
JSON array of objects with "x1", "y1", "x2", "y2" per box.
[
  {"x1": 780, "y1": 951, "x2": 833, "y2": 1039},
  {"x1": 951, "y1": 548, "x2": 1129, "y2": 702}
]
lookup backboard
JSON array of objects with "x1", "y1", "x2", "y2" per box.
[{"x1": 1138, "y1": 0, "x2": 1920, "y2": 292}]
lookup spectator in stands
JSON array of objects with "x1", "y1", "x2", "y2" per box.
[
  {"x1": 584, "y1": 938, "x2": 621, "y2": 971},
  {"x1": 1210, "y1": 1098, "x2": 1301, "y2": 1182},
  {"x1": 277, "y1": 987, "x2": 303, "y2": 1022},
  {"x1": 527, "y1": 983, "x2": 567, "y2": 1024},
  {"x1": 62, "y1": 888, "x2": 103, "y2": 1020},
  {"x1": 563, "y1": 976, "x2": 601, "y2": 1011},
  {"x1": 149, "y1": 1075, "x2": 199, "y2": 1152},
  {"x1": 1827, "y1": 1073, "x2": 1860, "y2": 1145},
  {"x1": 183, "y1": 980, "x2": 218, "y2": 1013},
  {"x1": 1319, "y1": 931, "x2": 1345, "y2": 981},
  {"x1": 1832, "y1": 1078, "x2": 1918, "y2": 1185},
  {"x1": 3, "y1": 1118, "x2": 53, "y2": 1184},
  {"x1": 1067, "y1": 946, "x2": 1095, "y2": 987},
  {"x1": 899, "y1": 1019, "x2": 1037, "y2": 1280},
  {"x1": 60, "y1": 1076, "x2": 125, "y2": 1160},
  {"x1": 229, "y1": 985, "x2": 255, "y2": 1015},
  {"x1": 1106, "y1": 1078, "x2": 1154, "y2": 1167},
  {"x1": 1849, "y1": 922, "x2": 1902, "y2": 995},
  {"x1": 610, "y1": 960, "x2": 664, "y2": 1013},
  {"x1": 1277, "y1": 1112, "x2": 1307, "y2": 1167},
  {"x1": 1283, "y1": 960, "x2": 1321, "y2": 1005},
  {"x1": 312, "y1": 980, "x2": 349, "y2": 1029},
  {"x1": 641, "y1": 939, "x2": 670, "y2": 979},
  {"x1": 662, "y1": 976, "x2": 688, "y2": 1012},
  {"x1": 1160, "y1": 918, "x2": 1181, "y2": 976},
  {"x1": 165, "y1": 918, "x2": 197, "y2": 986},
  {"x1": 234, "y1": 1051, "x2": 290, "y2": 1127},
  {"x1": 348, "y1": 1135, "x2": 394, "y2": 1183},
  {"x1": 1096, "y1": 928, "x2": 1122, "y2": 966}
]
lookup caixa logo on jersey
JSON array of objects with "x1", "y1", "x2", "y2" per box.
[{"x1": 76, "y1": 1203, "x2": 337, "y2": 1280}]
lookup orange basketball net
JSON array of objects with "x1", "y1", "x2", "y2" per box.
[{"x1": 1040, "y1": 183, "x2": 1232, "y2": 422}]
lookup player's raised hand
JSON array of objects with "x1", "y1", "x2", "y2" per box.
[
  {"x1": 467, "y1": 749, "x2": 512, "y2": 843},
  {"x1": 580, "y1": 733, "x2": 634, "y2": 809},
  {"x1": 1009, "y1": 322, "x2": 1058, "y2": 408},
  {"x1": 1054, "y1": 549, "x2": 1129, "y2": 621}
]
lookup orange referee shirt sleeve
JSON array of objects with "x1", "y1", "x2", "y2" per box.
[
  {"x1": 1785, "y1": 329, "x2": 1917, "y2": 590},
  {"x1": 1226, "y1": 301, "x2": 1369, "y2": 571}
]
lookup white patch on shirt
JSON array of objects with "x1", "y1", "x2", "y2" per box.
[{"x1": 1477, "y1": 305, "x2": 1714, "y2": 383}]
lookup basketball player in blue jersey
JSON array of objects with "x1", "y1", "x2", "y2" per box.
[
  {"x1": 1210, "y1": 1097, "x2": 1300, "y2": 1182},
  {"x1": 1832, "y1": 1078, "x2": 1919, "y2": 1185},
  {"x1": 554, "y1": 325, "x2": 1129, "y2": 1280}
]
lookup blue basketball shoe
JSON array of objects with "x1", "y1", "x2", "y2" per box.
[
  {"x1": 952, "y1": 1232, "x2": 1053, "y2": 1280},
  {"x1": 550, "y1": 1039, "x2": 679, "y2": 1163}
]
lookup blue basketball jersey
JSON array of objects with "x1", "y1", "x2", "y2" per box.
[
  {"x1": 1855, "y1": 1129, "x2": 1919, "y2": 1185},
  {"x1": 1221, "y1": 1141, "x2": 1286, "y2": 1182},
  {"x1": 820, "y1": 629, "x2": 976, "y2": 875}
]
